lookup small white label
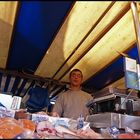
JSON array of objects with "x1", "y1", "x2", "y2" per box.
[{"x1": 11, "y1": 96, "x2": 22, "y2": 110}]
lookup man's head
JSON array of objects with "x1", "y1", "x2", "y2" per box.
[{"x1": 69, "y1": 69, "x2": 83, "y2": 88}]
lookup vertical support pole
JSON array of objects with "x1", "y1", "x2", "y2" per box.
[{"x1": 131, "y1": 1, "x2": 140, "y2": 61}]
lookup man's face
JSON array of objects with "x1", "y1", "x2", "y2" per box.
[{"x1": 69, "y1": 71, "x2": 83, "y2": 87}]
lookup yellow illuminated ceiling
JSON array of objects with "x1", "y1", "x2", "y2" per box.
[
  {"x1": 0, "y1": 1, "x2": 18, "y2": 68},
  {"x1": 0, "y1": 1, "x2": 140, "y2": 92},
  {"x1": 35, "y1": 1, "x2": 138, "y2": 85}
]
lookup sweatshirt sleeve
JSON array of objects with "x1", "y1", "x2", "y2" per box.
[{"x1": 52, "y1": 93, "x2": 64, "y2": 117}]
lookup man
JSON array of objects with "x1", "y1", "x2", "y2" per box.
[{"x1": 51, "y1": 69, "x2": 93, "y2": 120}]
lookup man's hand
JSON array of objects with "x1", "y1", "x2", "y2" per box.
[{"x1": 51, "y1": 111, "x2": 60, "y2": 117}]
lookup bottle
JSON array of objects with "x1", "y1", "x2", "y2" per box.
[{"x1": 77, "y1": 114, "x2": 84, "y2": 129}]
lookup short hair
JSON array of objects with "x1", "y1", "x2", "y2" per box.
[{"x1": 69, "y1": 69, "x2": 83, "y2": 78}]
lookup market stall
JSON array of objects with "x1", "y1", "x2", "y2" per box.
[{"x1": 0, "y1": 1, "x2": 140, "y2": 139}]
